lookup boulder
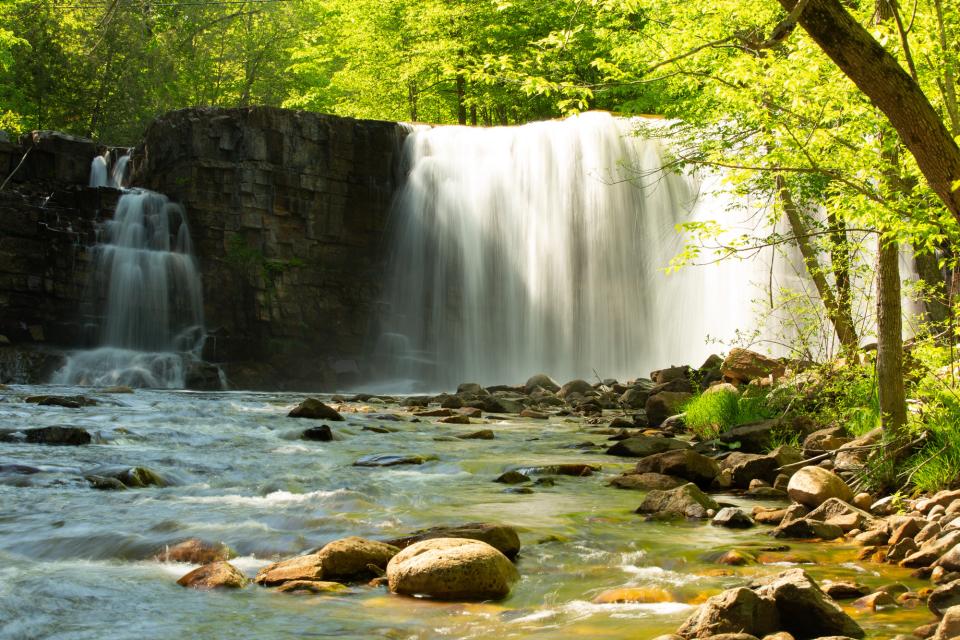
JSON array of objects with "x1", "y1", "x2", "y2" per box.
[
  {"x1": 749, "y1": 569, "x2": 864, "y2": 639},
  {"x1": 651, "y1": 365, "x2": 693, "y2": 385},
  {"x1": 606, "y1": 435, "x2": 689, "y2": 458},
  {"x1": 610, "y1": 472, "x2": 686, "y2": 491},
  {"x1": 494, "y1": 471, "x2": 530, "y2": 485},
  {"x1": 802, "y1": 427, "x2": 851, "y2": 456},
  {"x1": 354, "y1": 454, "x2": 426, "y2": 467},
  {"x1": 255, "y1": 536, "x2": 398, "y2": 586},
  {"x1": 787, "y1": 466, "x2": 852, "y2": 508},
  {"x1": 717, "y1": 421, "x2": 778, "y2": 454},
  {"x1": 720, "y1": 452, "x2": 779, "y2": 488},
  {"x1": 458, "y1": 429, "x2": 494, "y2": 440},
  {"x1": 833, "y1": 428, "x2": 882, "y2": 472},
  {"x1": 154, "y1": 538, "x2": 233, "y2": 564},
  {"x1": 902, "y1": 530, "x2": 960, "y2": 568},
  {"x1": 456, "y1": 383, "x2": 487, "y2": 396},
  {"x1": 720, "y1": 348, "x2": 785, "y2": 384},
  {"x1": 84, "y1": 465, "x2": 168, "y2": 489},
  {"x1": 558, "y1": 379, "x2": 592, "y2": 399},
  {"x1": 646, "y1": 391, "x2": 693, "y2": 426},
  {"x1": 524, "y1": 374, "x2": 559, "y2": 393},
  {"x1": 386, "y1": 538, "x2": 519, "y2": 600},
  {"x1": 636, "y1": 483, "x2": 720, "y2": 519},
  {"x1": 288, "y1": 398, "x2": 344, "y2": 421},
  {"x1": 932, "y1": 605, "x2": 960, "y2": 639},
  {"x1": 301, "y1": 425, "x2": 333, "y2": 441},
  {"x1": 620, "y1": 387, "x2": 651, "y2": 409},
  {"x1": 929, "y1": 579, "x2": 960, "y2": 617},
  {"x1": 634, "y1": 449, "x2": 720, "y2": 488},
  {"x1": 676, "y1": 587, "x2": 779, "y2": 638},
  {"x1": 772, "y1": 518, "x2": 844, "y2": 541},
  {"x1": 712, "y1": 507, "x2": 754, "y2": 529},
  {"x1": 20, "y1": 426, "x2": 92, "y2": 445},
  {"x1": 177, "y1": 561, "x2": 247, "y2": 590},
  {"x1": 383, "y1": 522, "x2": 521, "y2": 559},
  {"x1": 804, "y1": 498, "x2": 879, "y2": 532}
]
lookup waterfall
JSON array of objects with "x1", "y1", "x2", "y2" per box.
[
  {"x1": 374, "y1": 112, "x2": 778, "y2": 388},
  {"x1": 55, "y1": 189, "x2": 209, "y2": 388},
  {"x1": 110, "y1": 153, "x2": 130, "y2": 188},
  {"x1": 89, "y1": 154, "x2": 108, "y2": 187}
]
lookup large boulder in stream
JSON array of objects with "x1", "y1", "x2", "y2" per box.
[
  {"x1": 255, "y1": 536, "x2": 398, "y2": 586},
  {"x1": 676, "y1": 587, "x2": 779, "y2": 638},
  {"x1": 386, "y1": 538, "x2": 519, "y2": 600},
  {"x1": 787, "y1": 466, "x2": 853, "y2": 508},
  {"x1": 177, "y1": 561, "x2": 247, "y2": 590},
  {"x1": 606, "y1": 435, "x2": 689, "y2": 458},
  {"x1": 634, "y1": 449, "x2": 719, "y2": 487},
  {"x1": 524, "y1": 373, "x2": 559, "y2": 393},
  {"x1": 0, "y1": 425, "x2": 92, "y2": 445},
  {"x1": 383, "y1": 522, "x2": 521, "y2": 559},
  {"x1": 636, "y1": 483, "x2": 720, "y2": 519},
  {"x1": 288, "y1": 398, "x2": 344, "y2": 421}
]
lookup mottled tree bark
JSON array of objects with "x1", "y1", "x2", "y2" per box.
[
  {"x1": 876, "y1": 235, "x2": 908, "y2": 437},
  {"x1": 778, "y1": 0, "x2": 960, "y2": 222}
]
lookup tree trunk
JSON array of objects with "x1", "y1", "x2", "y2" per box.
[
  {"x1": 777, "y1": 176, "x2": 860, "y2": 350},
  {"x1": 778, "y1": 0, "x2": 960, "y2": 222},
  {"x1": 876, "y1": 234, "x2": 908, "y2": 438},
  {"x1": 456, "y1": 74, "x2": 467, "y2": 125},
  {"x1": 913, "y1": 249, "x2": 950, "y2": 331}
]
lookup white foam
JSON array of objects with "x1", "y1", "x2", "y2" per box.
[{"x1": 180, "y1": 488, "x2": 352, "y2": 507}]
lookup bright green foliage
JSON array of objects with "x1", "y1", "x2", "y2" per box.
[{"x1": 683, "y1": 389, "x2": 772, "y2": 440}]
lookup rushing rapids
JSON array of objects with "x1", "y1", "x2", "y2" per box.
[
  {"x1": 54, "y1": 189, "x2": 208, "y2": 388},
  {"x1": 375, "y1": 113, "x2": 775, "y2": 388}
]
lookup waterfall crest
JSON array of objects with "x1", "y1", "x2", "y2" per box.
[
  {"x1": 374, "y1": 112, "x2": 768, "y2": 388},
  {"x1": 55, "y1": 189, "x2": 209, "y2": 388}
]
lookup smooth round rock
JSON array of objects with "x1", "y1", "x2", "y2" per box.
[{"x1": 386, "y1": 537, "x2": 518, "y2": 600}]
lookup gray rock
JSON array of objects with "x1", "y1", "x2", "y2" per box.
[
  {"x1": 606, "y1": 435, "x2": 689, "y2": 458},
  {"x1": 637, "y1": 483, "x2": 720, "y2": 519},
  {"x1": 354, "y1": 454, "x2": 425, "y2": 467},
  {"x1": 610, "y1": 472, "x2": 686, "y2": 491},
  {"x1": 525, "y1": 374, "x2": 559, "y2": 393},
  {"x1": 712, "y1": 507, "x2": 754, "y2": 529},
  {"x1": 749, "y1": 569, "x2": 864, "y2": 638},
  {"x1": 288, "y1": 398, "x2": 344, "y2": 421},
  {"x1": 929, "y1": 579, "x2": 960, "y2": 617},
  {"x1": 676, "y1": 587, "x2": 779, "y2": 638}
]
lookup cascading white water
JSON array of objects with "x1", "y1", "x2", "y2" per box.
[
  {"x1": 89, "y1": 154, "x2": 108, "y2": 187},
  {"x1": 110, "y1": 153, "x2": 130, "y2": 188},
  {"x1": 374, "y1": 112, "x2": 777, "y2": 388},
  {"x1": 55, "y1": 189, "x2": 208, "y2": 388}
]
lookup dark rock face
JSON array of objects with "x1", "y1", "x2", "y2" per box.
[{"x1": 134, "y1": 107, "x2": 409, "y2": 390}]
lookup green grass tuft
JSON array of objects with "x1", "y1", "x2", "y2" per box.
[{"x1": 683, "y1": 390, "x2": 775, "y2": 441}]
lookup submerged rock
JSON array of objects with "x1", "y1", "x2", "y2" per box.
[
  {"x1": 592, "y1": 586, "x2": 674, "y2": 604},
  {"x1": 177, "y1": 561, "x2": 247, "y2": 590},
  {"x1": 24, "y1": 395, "x2": 97, "y2": 408},
  {"x1": 384, "y1": 522, "x2": 521, "y2": 559},
  {"x1": 494, "y1": 471, "x2": 530, "y2": 485},
  {"x1": 275, "y1": 580, "x2": 348, "y2": 594},
  {"x1": 154, "y1": 538, "x2": 233, "y2": 564},
  {"x1": 288, "y1": 398, "x2": 344, "y2": 421},
  {"x1": 386, "y1": 538, "x2": 519, "y2": 600},
  {"x1": 610, "y1": 472, "x2": 685, "y2": 491},
  {"x1": 354, "y1": 454, "x2": 426, "y2": 467},
  {"x1": 85, "y1": 465, "x2": 168, "y2": 489},
  {"x1": 712, "y1": 507, "x2": 754, "y2": 529},
  {"x1": 0, "y1": 426, "x2": 92, "y2": 446}
]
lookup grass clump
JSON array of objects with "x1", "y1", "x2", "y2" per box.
[{"x1": 684, "y1": 389, "x2": 774, "y2": 441}]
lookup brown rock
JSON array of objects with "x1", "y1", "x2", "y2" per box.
[
  {"x1": 636, "y1": 483, "x2": 720, "y2": 519},
  {"x1": 275, "y1": 580, "x2": 348, "y2": 594},
  {"x1": 720, "y1": 348, "x2": 785, "y2": 384},
  {"x1": 153, "y1": 538, "x2": 232, "y2": 564},
  {"x1": 255, "y1": 536, "x2": 398, "y2": 585},
  {"x1": 646, "y1": 391, "x2": 693, "y2": 427},
  {"x1": 384, "y1": 522, "x2": 521, "y2": 559},
  {"x1": 386, "y1": 538, "x2": 519, "y2": 600},
  {"x1": 786, "y1": 466, "x2": 853, "y2": 508},
  {"x1": 676, "y1": 587, "x2": 779, "y2": 639},
  {"x1": 592, "y1": 586, "x2": 674, "y2": 604},
  {"x1": 288, "y1": 398, "x2": 344, "y2": 421},
  {"x1": 634, "y1": 449, "x2": 720, "y2": 488},
  {"x1": 610, "y1": 472, "x2": 686, "y2": 491},
  {"x1": 177, "y1": 561, "x2": 247, "y2": 590}
]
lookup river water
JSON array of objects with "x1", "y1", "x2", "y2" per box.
[{"x1": 0, "y1": 386, "x2": 930, "y2": 639}]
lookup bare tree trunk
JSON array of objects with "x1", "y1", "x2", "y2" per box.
[
  {"x1": 777, "y1": 176, "x2": 860, "y2": 350},
  {"x1": 876, "y1": 234, "x2": 908, "y2": 438},
  {"x1": 456, "y1": 74, "x2": 467, "y2": 125},
  {"x1": 778, "y1": 0, "x2": 960, "y2": 221}
]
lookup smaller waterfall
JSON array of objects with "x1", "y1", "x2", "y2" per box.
[
  {"x1": 89, "y1": 154, "x2": 108, "y2": 187},
  {"x1": 110, "y1": 152, "x2": 130, "y2": 188},
  {"x1": 55, "y1": 189, "x2": 209, "y2": 388}
]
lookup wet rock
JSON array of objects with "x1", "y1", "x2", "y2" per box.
[
  {"x1": 177, "y1": 561, "x2": 247, "y2": 590},
  {"x1": 101, "y1": 385, "x2": 134, "y2": 393},
  {"x1": 720, "y1": 348, "x2": 785, "y2": 384},
  {"x1": 772, "y1": 518, "x2": 844, "y2": 541},
  {"x1": 384, "y1": 522, "x2": 521, "y2": 559},
  {"x1": 255, "y1": 536, "x2": 398, "y2": 586},
  {"x1": 786, "y1": 466, "x2": 852, "y2": 509},
  {"x1": 439, "y1": 395, "x2": 463, "y2": 409},
  {"x1": 0, "y1": 426, "x2": 93, "y2": 446},
  {"x1": 929, "y1": 579, "x2": 960, "y2": 616},
  {"x1": 440, "y1": 414, "x2": 471, "y2": 424},
  {"x1": 823, "y1": 581, "x2": 871, "y2": 600},
  {"x1": 520, "y1": 408, "x2": 548, "y2": 419},
  {"x1": 803, "y1": 498, "x2": 878, "y2": 532},
  {"x1": 610, "y1": 472, "x2": 686, "y2": 491},
  {"x1": 354, "y1": 454, "x2": 425, "y2": 467},
  {"x1": 275, "y1": 580, "x2": 348, "y2": 594},
  {"x1": 606, "y1": 435, "x2": 689, "y2": 458},
  {"x1": 288, "y1": 398, "x2": 344, "y2": 421},
  {"x1": 712, "y1": 507, "x2": 754, "y2": 529},
  {"x1": 458, "y1": 429, "x2": 494, "y2": 440},
  {"x1": 851, "y1": 591, "x2": 896, "y2": 611},
  {"x1": 853, "y1": 529, "x2": 889, "y2": 546},
  {"x1": 154, "y1": 538, "x2": 233, "y2": 564},
  {"x1": 620, "y1": 387, "x2": 651, "y2": 409},
  {"x1": 748, "y1": 569, "x2": 864, "y2": 638},
  {"x1": 717, "y1": 420, "x2": 779, "y2": 454},
  {"x1": 932, "y1": 605, "x2": 960, "y2": 639},
  {"x1": 713, "y1": 549, "x2": 756, "y2": 566},
  {"x1": 85, "y1": 465, "x2": 168, "y2": 489},
  {"x1": 676, "y1": 587, "x2": 779, "y2": 639},
  {"x1": 903, "y1": 530, "x2": 960, "y2": 568},
  {"x1": 525, "y1": 374, "x2": 559, "y2": 393},
  {"x1": 720, "y1": 452, "x2": 779, "y2": 488},
  {"x1": 592, "y1": 586, "x2": 674, "y2": 604},
  {"x1": 524, "y1": 463, "x2": 599, "y2": 477},
  {"x1": 184, "y1": 360, "x2": 223, "y2": 390},
  {"x1": 24, "y1": 395, "x2": 97, "y2": 408},
  {"x1": 85, "y1": 475, "x2": 127, "y2": 490},
  {"x1": 456, "y1": 383, "x2": 486, "y2": 396},
  {"x1": 833, "y1": 428, "x2": 882, "y2": 472},
  {"x1": 634, "y1": 449, "x2": 720, "y2": 488},
  {"x1": 637, "y1": 483, "x2": 720, "y2": 519},
  {"x1": 495, "y1": 471, "x2": 530, "y2": 485},
  {"x1": 301, "y1": 425, "x2": 333, "y2": 441},
  {"x1": 753, "y1": 507, "x2": 789, "y2": 526},
  {"x1": 645, "y1": 391, "x2": 693, "y2": 427},
  {"x1": 558, "y1": 379, "x2": 592, "y2": 399},
  {"x1": 386, "y1": 538, "x2": 519, "y2": 600},
  {"x1": 652, "y1": 365, "x2": 693, "y2": 385}
]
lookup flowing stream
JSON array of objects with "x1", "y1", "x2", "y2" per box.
[{"x1": 0, "y1": 387, "x2": 929, "y2": 639}]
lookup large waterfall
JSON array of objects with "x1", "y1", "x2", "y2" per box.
[
  {"x1": 55, "y1": 189, "x2": 208, "y2": 388},
  {"x1": 374, "y1": 112, "x2": 772, "y2": 388}
]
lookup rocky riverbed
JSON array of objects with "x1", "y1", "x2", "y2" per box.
[{"x1": 0, "y1": 355, "x2": 954, "y2": 639}]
